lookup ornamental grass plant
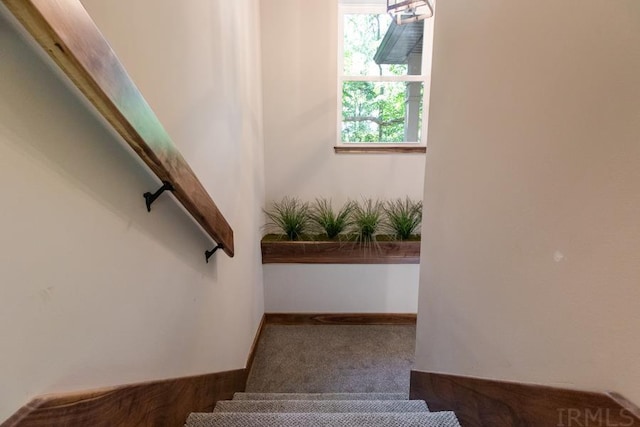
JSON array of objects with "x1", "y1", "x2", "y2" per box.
[
  {"x1": 263, "y1": 197, "x2": 310, "y2": 241},
  {"x1": 309, "y1": 198, "x2": 355, "y2": 239},
  {"x1": 384, "y1": 197, "x2": 423, "y2": 240},
  {"x1": 352, "y1": 198, "x2": 385, "y2": 246}
]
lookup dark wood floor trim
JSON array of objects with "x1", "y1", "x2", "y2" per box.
[
  {"x1": 2, "y1": 0, "x2": 234, "y2": 256},
  {"x1": 1, "y1": 369, "x2": 247, "y2": 427},
  {"x1": 265, "y1": 313, "x2": 417, "y2": 325},
  {"x1": 410, "y1": 370, "x2": 640, "y2": 427},
  {"x1": 245, "y1": 314, "x2": 266, "y2": 374}
]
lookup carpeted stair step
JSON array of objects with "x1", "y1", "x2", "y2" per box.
[
  {"x1": 185, "y1": 411, "x2": 461, "y2": 427},
  {"x1": 232, "y1": 392, "x2": 408, "y2": 401},
  {"x1": 214, "y1": 399, "x2": 429, "y2": 413}
]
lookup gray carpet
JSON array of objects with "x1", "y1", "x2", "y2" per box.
[
  {"x1": 233, "y1": 392, "x2": 409, "y2": 401},
  {"x1": 245, "y1": 325, "x2": 416, "y2": 393},
  {"x1": 186, "y1": 412, "x2": 461, "y2": 427},
  {"x1": 214, "y1": 399, "x2": 429, "y2": 413},
  {"x1": 184, "y1": 327, "x2": 462, "y2": 426}
]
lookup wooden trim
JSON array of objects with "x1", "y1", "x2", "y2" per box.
[
  {"x1": 261, "y1": 240, "x2": 420, "y2": 264},
  {"x1": 265, "y1": 313, "x2": 417, "y2": 325},
  {"x1": 334, "y1": 146, "x2": 426, "y2": 154},
  {"x1": 245, "y1": 314, "x2": 266, "y2": 374},
  {"x1": 1, "y1": 369, "x2": 247, "y2": 427},
  {"x1": 1, "y1": 0, "x2": 234, "y2": 256},
  {"x1": 410, "y1": 370, "x2": 640, "y2": 427}
]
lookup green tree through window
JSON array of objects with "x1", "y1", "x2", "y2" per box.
[{"x1": 339, "y1": 6, "x2": 426, "y2": 144}]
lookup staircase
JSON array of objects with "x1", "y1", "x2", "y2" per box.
[{"x1": 185, "y1": 392, "x2": 460, "y2": 426}]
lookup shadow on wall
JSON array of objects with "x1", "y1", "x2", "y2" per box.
[{"x1": 0, "y1": 12, "x2": 218, "y2": 276}]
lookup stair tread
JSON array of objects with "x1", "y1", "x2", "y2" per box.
[
  {"x1": 214, "y1": 399, "x2": 429, "y2": 413},
  {"x1": 233, "y1": 392, "x2": 409, "y2": 401},
  {"x1": 186, "y1": 411, "x2": 460, "y2": 427}
]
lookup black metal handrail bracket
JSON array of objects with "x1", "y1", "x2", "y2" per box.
[
  {"x1": 143, "y1": 181, "x2": 174, "y2": 212},
  {"x1": 205, "y1": 244, "x2": 224, "y2": 263}
]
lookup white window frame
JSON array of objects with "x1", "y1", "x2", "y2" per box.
[{"x1": 337, "y1": 2, "x2": 432, "y2": 148}]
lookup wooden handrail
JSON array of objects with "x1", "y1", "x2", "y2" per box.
[{"x1": 2, "y1": 0, "x2": 234, "y2": 257}]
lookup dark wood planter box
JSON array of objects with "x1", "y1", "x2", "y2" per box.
[{"x1": 261, "y1": 239, "x2": 421, "y2": 264}]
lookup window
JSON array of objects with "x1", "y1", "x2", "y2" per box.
[{"x1": 337, "y1": 1, "x2": 433, "y2": 148}]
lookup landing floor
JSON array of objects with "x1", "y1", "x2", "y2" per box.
[{"x1": 246, "y1": 324, "x2": 416, "y2": 394}]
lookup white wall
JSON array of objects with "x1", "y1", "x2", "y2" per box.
[
  {"x1": 0, "y1": 0, "x2": 264, "y2": 422},
  {"x1": 416, "y1": 0, "x2": 640, "y2": 404},
  {"x1": 264, "y1": 265, "x2": 419, "y2": 313},
  {"x1": 259, "y1": 0, "x2": 423, "y2": 313}
]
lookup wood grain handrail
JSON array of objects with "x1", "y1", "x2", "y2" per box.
[{"x1": 2, "y1": 0, "x2": 234, "y2": 257}]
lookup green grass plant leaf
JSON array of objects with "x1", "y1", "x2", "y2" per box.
[
  {"x1": 263, "y1": 197, "x2": 310, "y2": 241},
  {"x1": 353, "y1": 198, "x2": 385, "y2": 246},
  {"x1": 309, "y1": 198, "x2": 355, "y2": 239},
  {"x1": 384, "y1": 197, "x2": 423, "y2": 240}
]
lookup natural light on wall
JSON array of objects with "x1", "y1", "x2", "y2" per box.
[{"x1": 338, "y1": 0, "x2": 435, "y2": 146}]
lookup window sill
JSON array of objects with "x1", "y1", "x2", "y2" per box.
[
  {"x1": 334, "y1": 146, "x2": 426, "y2": 154},
  {"x1": 261, "y1": 239, "x2": 420, "y2": 264}
]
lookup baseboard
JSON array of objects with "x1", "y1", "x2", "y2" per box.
[
  {"x1": 410, "y1": 370, "x2": 640, "y2": 427},
  {"x1": 245, "y1": 313, "x2": 266, "y2": 374},
  {"x1": 1, "y1": 369, "x2": 247, "y2": 427},
  {"x1": 265, "y1": 312, "x2": 417, "y2": 325}
]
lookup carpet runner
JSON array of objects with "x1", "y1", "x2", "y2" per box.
[{"x1": 185, "y1": 392, "x2": 460, "y2": 426}]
